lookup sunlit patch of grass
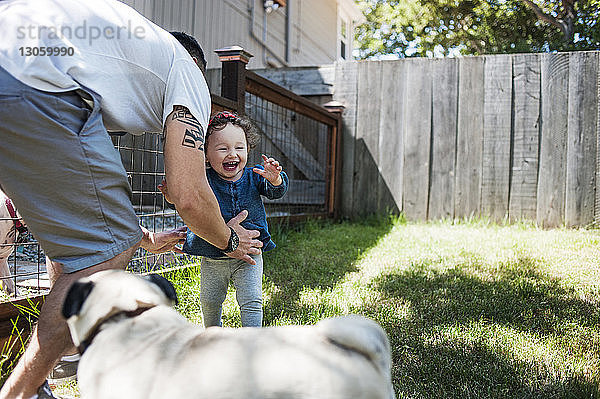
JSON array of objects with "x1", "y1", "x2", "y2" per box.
[{"x1": 52, "y1": 379, "x2": 80, "y2": 398}]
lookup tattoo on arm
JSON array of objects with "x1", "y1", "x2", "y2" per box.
[{"x1": 171, "y1": 105, "x2": 205, "y2": 151}]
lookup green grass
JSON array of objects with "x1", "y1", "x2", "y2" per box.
[
  {"x1": 49, "y1": 215, "x2": 600, "y2": 398},
  {"x1": 165, "y1": 215, "x2": 600, "y2": 398},
  {"x1": 0, "y1": 297, "x2": 42, "y2": 387}
]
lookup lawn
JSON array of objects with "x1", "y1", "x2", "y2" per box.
[
  {"x1": 170, "y1": 215, "x2": 600, "y2": 398},
  {"x1": 54, "y1": 215, "x2": 600, "y2": 398}
]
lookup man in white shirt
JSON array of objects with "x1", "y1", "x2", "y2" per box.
[{"x1": 0, "y1": 1, "x2": 263, "y2": 398}]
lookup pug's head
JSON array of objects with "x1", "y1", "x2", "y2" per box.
[{"x1": 62, "y1": 270, "x2": 177, "y2": 350}]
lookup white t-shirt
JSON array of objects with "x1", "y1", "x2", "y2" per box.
[{"x1": 0, "y1": 0, "x2": 210, "y2": 135}]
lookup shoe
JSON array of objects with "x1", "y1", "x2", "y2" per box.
[
  {"x1": 47, "y1": 357, "x2": 78, "y2": 385},
  {"x1": 37, "y1": 381, "x2": 59, "y2": 399}
]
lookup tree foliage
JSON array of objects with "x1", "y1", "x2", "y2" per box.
[{"x1": 355, "y1": 0, "x2": 600, "y2": 58}]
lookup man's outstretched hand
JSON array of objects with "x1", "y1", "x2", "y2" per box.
[{"x1": 140, "y1": 225, "x2": 187, "y2": 254}]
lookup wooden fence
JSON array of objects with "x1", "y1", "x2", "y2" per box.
[{"x1": 333, "y1": 51, "x2": 600, "y2": 227}]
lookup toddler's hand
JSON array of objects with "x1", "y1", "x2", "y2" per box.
[{"x1": 253, "y1": 154, "x2": 283, "y2": 186}]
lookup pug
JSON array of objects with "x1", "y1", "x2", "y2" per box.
[{"x1": 63, "y1": 270, "x2": 395, "y2": 399}]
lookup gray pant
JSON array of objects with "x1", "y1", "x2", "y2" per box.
[{"x1": 200, "y1": 254, "x2": 263, "y2": 327}]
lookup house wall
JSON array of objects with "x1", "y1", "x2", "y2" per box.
[{"x1": 120, "y1": 0, "x2": 340, "y2": 69}]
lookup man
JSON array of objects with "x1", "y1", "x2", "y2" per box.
[{"x1": 0, "y1": 1, "x2": 263, "y2": 398}]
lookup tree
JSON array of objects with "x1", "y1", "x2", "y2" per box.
[{"x1": 355, "y1": 0, "x2": 600, "y2": 58}]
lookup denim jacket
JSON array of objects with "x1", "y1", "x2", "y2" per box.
[{"x1": 183, "y1": 165, "x2": 289, "y2": 258}]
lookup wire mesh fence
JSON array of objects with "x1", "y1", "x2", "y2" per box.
[
  {"x1": 245, "y1": 92, "x2": 330, "y2": 217},
  {"x1": 110, "y1": 132, "x2": 189, "y2": 275},
  {"x1": 0, "y1": 226, "x2": 46, "y2": 299}
]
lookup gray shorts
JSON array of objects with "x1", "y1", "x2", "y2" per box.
[{"x1": 0, "y1": 66, "x2": 142, "y2": 272}]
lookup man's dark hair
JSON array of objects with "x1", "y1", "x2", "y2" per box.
[{"x1": 170, "y1": 31, "x2": 207, "y2": 72}]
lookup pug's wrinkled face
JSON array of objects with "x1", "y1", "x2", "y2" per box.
[{"x1": 62, "y1": 270, "x2": 177, "y2": 348}]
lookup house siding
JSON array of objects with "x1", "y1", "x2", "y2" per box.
[{"x1": 120, "y1": 0, "x2": 341, "y2": 69}]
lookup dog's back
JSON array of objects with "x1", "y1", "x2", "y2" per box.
[
  {"x1": 65, "y1": 271, "x2": 395, "y2": 399},
  {"x1": 79, "y1": 311, "x2": 395, "y2": 399}
]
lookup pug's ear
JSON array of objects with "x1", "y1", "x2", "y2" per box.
[
  {"x1": 144, "y1": 274, "x2": 178, "y2": 305},
  {"x1": 62, "y1": 280, "x2": 95, "y2": 319}
]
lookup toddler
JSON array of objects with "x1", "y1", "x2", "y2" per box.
[{"x1": 180, "y1": 111, "x2": 288, "y2": 327}]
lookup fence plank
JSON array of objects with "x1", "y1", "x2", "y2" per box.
[
  {"x1": 455, "y1": 57, "x2": 484, "y2": 219},
  {"x1": 378, "y1": 60, "x2": 405, "y2": 213},
  {"x1": 597, "y1": 53, "x2": 600, "y2": 226},
  {"x1": 254, "y1": 66, "x2": 335, "y2": 96},
  {"x1": 353, "y1": 60, "x2": 382, "y2": 216},
  {"x1": 537, "y1": 53, "x2": 569, "y2": 227},
  {"x1": 429, "y1": 58, "x2": 458, "y2": 219},
  {"x1": 263, "y1": 180, "x2": 325, "y2": 205},
  {"x1": 333, "y1": 61, "x2": 359, "y2": 217},
  {"x1": 482, "y1": 54, "x2": 513, "y2": 221},
  {"x1": 403, "y1": 58, "x2": 432, "y2": 220},
  {"x1": 510, "y1": 54, "x2": 541, "y2": 220},
  {"x1": 565, "y1": 52, "x2": 599, "y2": 227}
]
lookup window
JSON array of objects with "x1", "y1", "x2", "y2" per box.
[{"x1": 340, "y1": 19, "x2": 348, "y2": 59}]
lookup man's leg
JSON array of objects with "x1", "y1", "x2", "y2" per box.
[
  {"x1": 0, "y1": 243, "x2": 140, "y2": 399},
  {"x1": 0, "y1": 66, "x2": 143, "y2": 398}
]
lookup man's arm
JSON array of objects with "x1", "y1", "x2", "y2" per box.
[{"x1": 162, "y1": 105, "x2": 262, "y2": 264}]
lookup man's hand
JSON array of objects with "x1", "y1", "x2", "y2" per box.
[
  {"x1": 158, "y1": 179, "x2": 172, "y2": 203},
  {"x1": 140, "y1": 225, "x2": 187, "y2": 254},
  {"x1": 226, "y1": 210, "x2": 263, "y2": 265},
  {"x1": 253, "y1": 154, "x2": 283, "y2": 186}
]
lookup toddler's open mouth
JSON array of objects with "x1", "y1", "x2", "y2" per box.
[{"x1": 222, "y1": 161, "x2": 239, "y2": 172}]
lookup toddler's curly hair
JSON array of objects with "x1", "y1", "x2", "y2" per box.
[{"x1": 206, "y1": 111, "x2": 261, "y2": 150}]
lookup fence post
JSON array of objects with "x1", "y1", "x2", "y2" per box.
[
  {"x1": 214, "y1": 46, "x2": 253, "y2": 114},
  {"x1": 324, "y1": 100, "x2": 345, "y2": 220}
]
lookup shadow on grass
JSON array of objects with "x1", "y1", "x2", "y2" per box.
[
  {"x1": 169, "y1": 220, "x2": 599, "y2": 397},
  {"x1": 262, "y1": 216, "x2": 396, "y2": 324},
  {"x1": 265, "y1": 251, "x2": 600, "y2": 397},
  {"x1": 367, "y1": 254, "x2": 600, "y2": 398}
]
